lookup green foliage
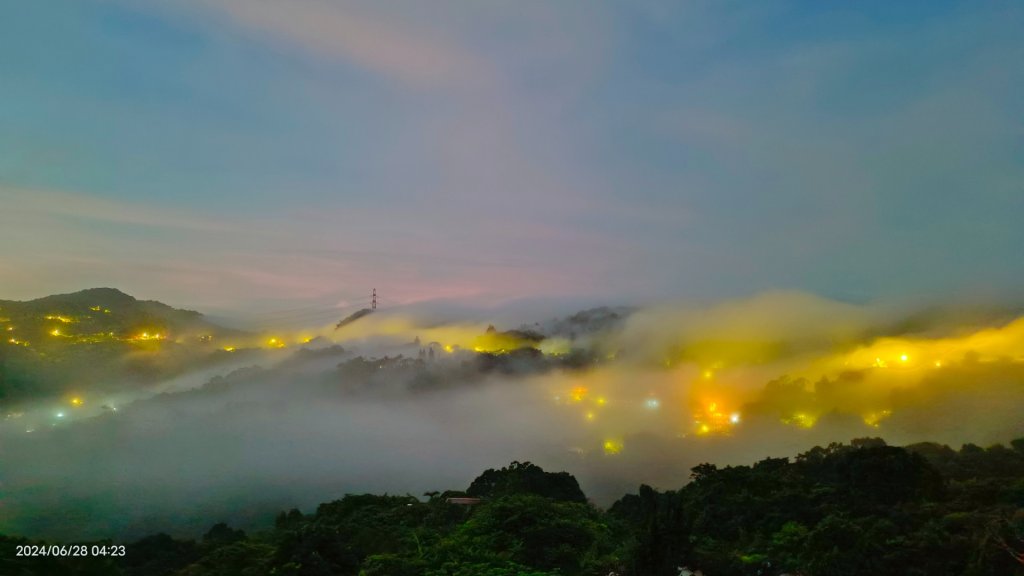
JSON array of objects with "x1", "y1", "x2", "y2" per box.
[
  {"x1": 435, "y1": 494, "x2": 620, "y2": 575},
  {"x1": 4, "y1": 446, "x2": 1023, "y2": 575},
  {"x1": 610, "y1": 438, "x2": 1024, "y2": 576},
  {"x1": 466, "y1": 461, "x2": 588, "y2": 503},
  {"x1": 0, "y1": 288, "x2": 246, "y2": 404},
  {"x1": 121, "y1": 533, "x2": 201, "y2": 576}
]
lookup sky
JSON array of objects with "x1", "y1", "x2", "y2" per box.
[{"x1": 1, "y1": 1, "x2": 1022, "y2": 313}]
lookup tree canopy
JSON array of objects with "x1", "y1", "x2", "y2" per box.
[{"x1": 2, "y1": 439, "x2": 1023, "y2": 575}]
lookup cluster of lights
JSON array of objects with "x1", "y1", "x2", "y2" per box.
[
  {"x1": 693, "y1": 401, "x2": 742, "y2": 435},
  {"x1": 781, "y1": 412, "x2": 817, "y2": 429},
  {"x1": 45, "y1": 396, "x2": 93, "y2": 424},
  {"x1": 570, "y1": 386, "x2": 588, "y2": 402},
  {"x1": 860, "y1": 350, "x2": 960, "y2": 371},
  {"x1": 44, "y1": 315, "x2": 75, "y2": 323},
  {"x1": 862, "y1": 409, "x2": 892, "y2": 428},
  {"x1": 875, "y1": 353, "x2": 911, "y2": 368},
  {"x1": 555, "y1": 386, "x2": 610, "y2": 423}
]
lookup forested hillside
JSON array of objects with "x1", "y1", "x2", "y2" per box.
[
  {"x1": 0, "y1": 288, "x2": 246, "y2": 404},
  {"x1": 3, "y1": 439, "x2": 1022, "y2": 576}
]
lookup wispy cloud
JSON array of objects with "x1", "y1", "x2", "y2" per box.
[
  {"x1": 2, "y1": 186, "x2": 230, "y2": 233},
  {"x1": 188, "y1": 0, "x2": 492, "y2": 90}
]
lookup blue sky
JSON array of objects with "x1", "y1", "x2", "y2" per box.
[{"x1": 1, "y1": 1, "x2": 1022, "y2": 311}]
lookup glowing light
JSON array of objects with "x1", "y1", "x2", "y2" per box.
[
  {"x1": 596, "y1": 396, "x2": 607, "y2": 405},
  {"x1": 645, "y1": 398, "x2": 660, "y2": 410},
  {"x1": 267, "y1": 337, "x2": 285, "y2": 348},
  {"x1": 70, "y1": 397, "x2": 83, "y2": 406},
  {"x1": 862, "y1": 409, "x2": 892, "y2": 428},
  {"x1": 55, "y1": 412, "x2": 65, "y2": 419},
  {"x1": 782, "y1": 412, "x2": 817, "y2": 429},
  {"x1": 223, "y1": 346, "x2": 235, "y2": 352},
  {"x1": 900, "y1": 354, "x2": 909, "y2": 363},
  {"x1": 702, "y1": 370, "x2": 713, "y2": 379},
  {"x1": 603, "y1": 440, "x2": 623, "y2": 455},
  {"x1": 50, "y1": 328, "x2": 61, "y2": 336},
  {"x1": 692, "y1": 400, "x2": 738, "y2": 435},
  {"x1": 45, "y1": 315, "x2": 73, "y2": 323},
  {"x1": 539, "y1": 337, "x2": 572, "y2": 356},
  {"x1": 585, "y1": 411, "x2": 595, "y2": 421},
  {"x1": 874, "y1": 357, "x2": 887, "y2": 368},
  {"x1": 570, "y1": 386, "x2": 588, "y2": 402},
  {"x1": 934, "y1": 360, "x2": 943, "y2": 368},
  {"x1": 443, "y1": 344, "x2": 454, "y2": 353}
]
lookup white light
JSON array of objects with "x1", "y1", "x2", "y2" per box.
[
  {"x1": 56, "y1": 412, "x2": 65, "y2": 419},
  {"x1": 645, "y1": 398, "x2": 660, "y2": 410},
  {"x1": 729, "y1": 413, "x2": 741, "y2": 424}
]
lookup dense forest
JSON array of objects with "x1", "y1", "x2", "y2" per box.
[{"x1": 2, "y1": 438, "x2": 1022, "y2": 576}]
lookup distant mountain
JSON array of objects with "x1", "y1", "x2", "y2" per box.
[
  {"x1": 334, "y1": 308, "x2": 374, "y2": 331},
  {"x1": 523, "y1": 306, "x2": 633, "y2": 341},
  {"x1": 0, "y1": 288, "x2": 248, "y2": 405}
]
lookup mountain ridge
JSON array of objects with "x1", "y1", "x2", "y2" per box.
[{"x1": 0, "y1": 288, "x2": 247, "y2": 405}]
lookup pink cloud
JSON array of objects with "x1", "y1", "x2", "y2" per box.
[{"x1": 193, "y1": 0, "x2": 492, "y2": 90}]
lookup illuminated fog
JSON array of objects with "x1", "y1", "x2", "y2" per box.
[{"x1": 3, "y1": 292, "x2": 1023, "y2": 541}]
